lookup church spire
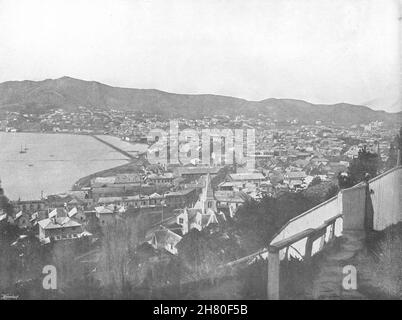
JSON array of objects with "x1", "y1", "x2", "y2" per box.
[
  {"x1": 200, "y1": 174, "x2": 216, "y2": 213},
  {"x1": 205, "y1": 173, "x2": 214, "y2": 200}
]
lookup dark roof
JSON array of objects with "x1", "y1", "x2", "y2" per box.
[{"x1": 165, "y1": 188, "x2": 196, "y2": 197}]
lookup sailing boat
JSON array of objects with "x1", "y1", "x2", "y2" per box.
[{"x1": 19, "y1": 145, "x2": 26, "y2": 154}]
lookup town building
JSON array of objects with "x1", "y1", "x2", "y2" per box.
[
  {"x1": 38, "y1": 216, "x2": 87, "y2": 243},
  {"x1": 227, "y1": 172, "x2": 265, "y2": 187}
]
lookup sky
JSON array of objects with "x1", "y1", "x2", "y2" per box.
[{"x1": 0, "y1": 0, "x2": 400, "y2": 112}]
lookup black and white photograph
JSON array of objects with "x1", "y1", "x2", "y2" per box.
[{"x1": 0, "y1": 0, "x2": 401, "y2": 303}]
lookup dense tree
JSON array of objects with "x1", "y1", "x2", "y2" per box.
[
  {"x1": 234, "y1": 192, "x2": 315, "y2": 252},
  {"x1": 337, "y1": 171, "x2": 354, "y2": 189},
  {"x1": 386, "y1": 127, "x2": 402, "y2": 169},
  {"x1": 309, "y1": 176, "x2": 322, "y2": 187},
  {"x1": 237, "y1": 258, "x2": 267, "y2": 299},
  {"x1": 177, "y1": 229, "x2": 224, "y2": 282},
  {"x1": 346, "y1": 146, "x2": 380, "y2": 186},
  {"x1": 304, "y1": 181, "x2": 339, "y2": 204},
  {"x1": 97, "y1": 216, "x2": 144, "y2": 298},
  {"x1": 0, "y1": 188, "x2": 14, "y2": 216},
  {"x1": 237, "y1": 253, "x2": 316, "y2": 300}
]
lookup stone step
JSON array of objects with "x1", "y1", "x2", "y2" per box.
[
  {"x1": 306, "y1": 230, "x2": 369, "y2": 300},
  {"x1": 318, "y1": 266, "x2": 342, "y2": 278},
  {"x1": 342, "y1": 231, "x2": 366, "y2": 241},
  {"x1": 340, "y1": 290, "x2": 368, "y2": 300},
  {"x1": 314, "y1": 286, "x2": 342, "y2": 296},
  {"x1": 317, "y1": 295, "x2": 342, "y2": 300},
  {"x1": 314, "y1": 277, "x2": 342, "y2": 286},
  {"x1": 340, "y1": 241, "x2": 364, "y2": 252},
  {"x1": 313, "y1": 279, "x2": 341, "y2": 290},
  {"x1": 317, "y1": 266, "x2": 342, "y2": 276},
  {"x1": 314, "y1": 290, "x2": 342, "y2": 300},
  {"x1": 316, "y1": 273, "x2": 342, "y2": 283},
  {"x1": 326, "y1": 250, "x2": 357, "y2": 261}
]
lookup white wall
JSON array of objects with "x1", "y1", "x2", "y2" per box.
[{"x1": 370, "y1": 167, "x2": 402, "y2": 230}]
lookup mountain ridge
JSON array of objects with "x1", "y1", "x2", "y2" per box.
[{"x1": 0, "y1": 76, "x2": 400, "y2": 125}]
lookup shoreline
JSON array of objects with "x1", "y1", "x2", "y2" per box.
[
  {"x1": 0, "y1": 131, "x2": 149, "y2": 198},
  {"x1": 71, "y1": 154, "x2": 148, "y2": 191},
  {"x1": 91, "y1": 135, "x2": 138, "y2": 160},
  {"x1": 74, "y1": 135, "x2": 149, "y2": 190}
]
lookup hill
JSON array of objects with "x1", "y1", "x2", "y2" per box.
[{"x1": 0, "y1": 76, "x2": 400, "y2": 125}]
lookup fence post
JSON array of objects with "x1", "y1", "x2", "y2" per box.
[
  {"x1": 330, "y1": 221, "x2": 336, "y2": 240},
  {"x1": 305, "y1": 236, "x2": 313, "y2": 261},
  {"x1": 342, "y1": 184, "x2": 366, "y2": 232},
  {"x1": 267, "y1": 248, "x2": 280, "y2": 300}
]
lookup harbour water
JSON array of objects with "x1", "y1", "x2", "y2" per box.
[{"x1": 0, "y1": 132, "x2": 144, "y2": 200}]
